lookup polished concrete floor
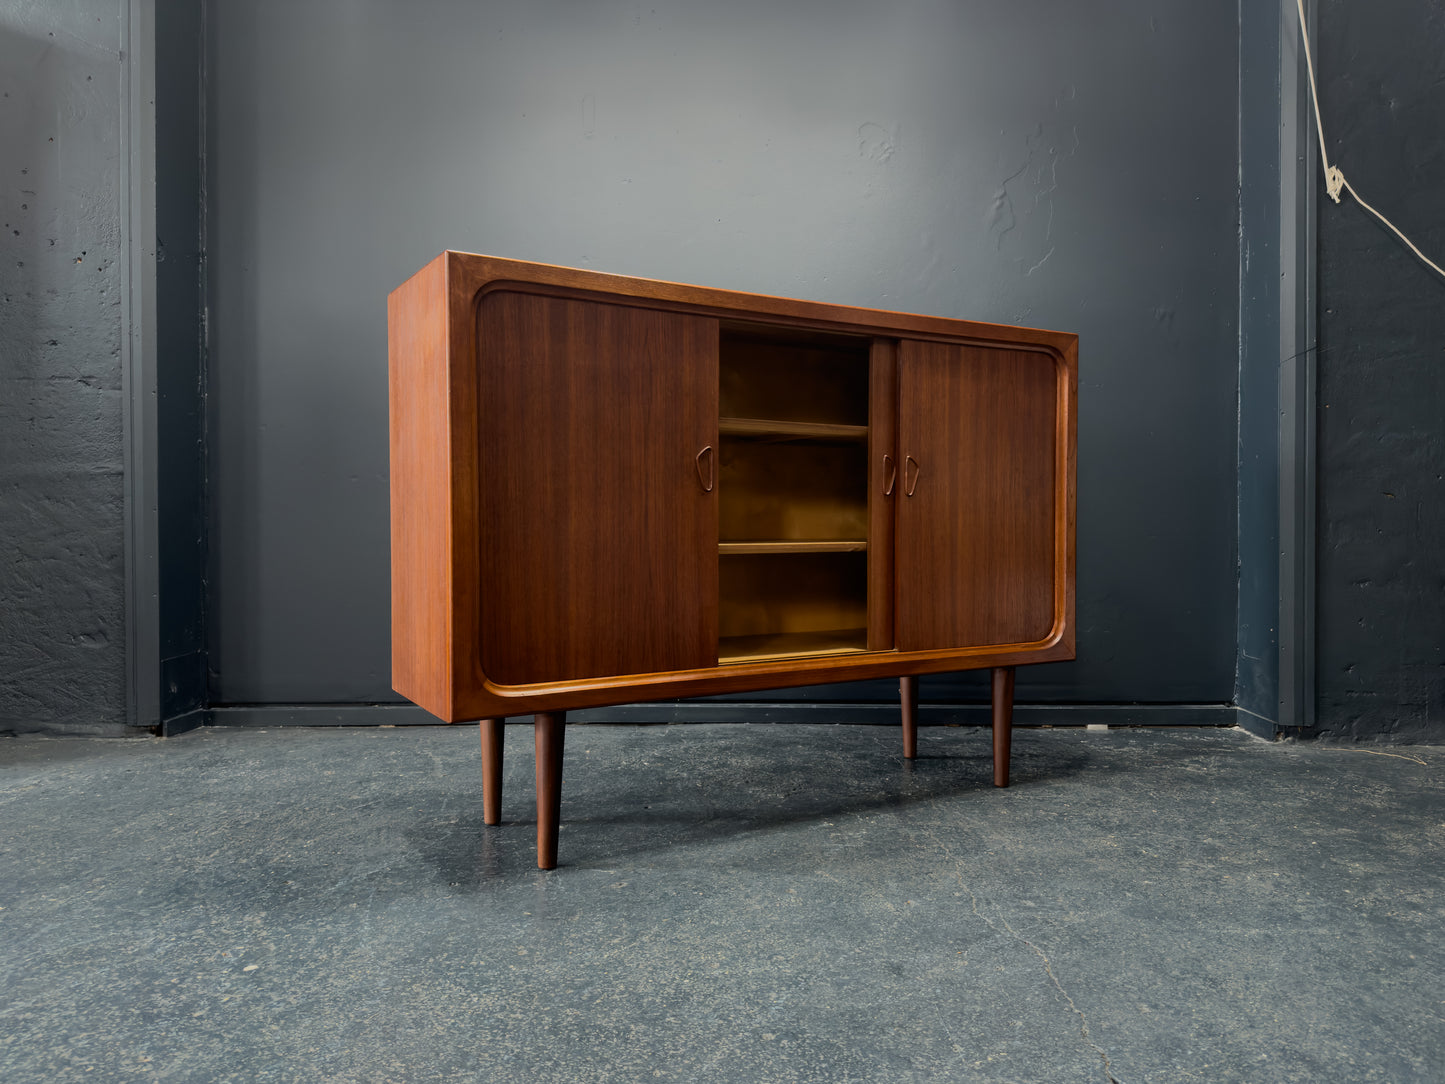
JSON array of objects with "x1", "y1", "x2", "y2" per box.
[{"x1": 1, "y1": 722, "x2": 1441, "y2": 1083}]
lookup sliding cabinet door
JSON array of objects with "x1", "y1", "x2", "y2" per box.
[
  {"x1": 476, "y1": 292, "x2": 718, "y2": 684},
  {"x1": 896, "y1": 341, "x2": 1060, "y2": 652}
]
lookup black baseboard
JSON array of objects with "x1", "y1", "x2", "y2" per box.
[
  {"x1": 207, "y1": 704, "x2": 442, "y2": 728},
  {"x1": 158, "y1": 708, "x2": 210, "y2": 737},
  {"x1": 1233, "y1": 707, "x2": 1309, "y2": 742},
  {"x1": 203, "y1": 701, "x2": 1238, "y2": 729}
]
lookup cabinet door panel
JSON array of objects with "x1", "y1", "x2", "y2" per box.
[
  {"x1": 866, "y1": 339, "x2": 898, "y2": 650},
  {"x1": 897, "y1": 342, "x2": 1058, "y2": 650},
  {"x1": 476, "y1": 292, "x2": 718, "y2": 684}
]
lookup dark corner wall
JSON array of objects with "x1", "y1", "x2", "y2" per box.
[
  {"x1": 1315, "y1": 0, "x2": 1445, "y2": 742},
  {"x1": 203, "y1": 0, "x2": 1241, "y2": 722},
  {"x1": 0, "y1": 1, "x2": 130, "y2": 736},
  {"x1": 154, "y1": 0, "x2": 208, "y2": 726}
]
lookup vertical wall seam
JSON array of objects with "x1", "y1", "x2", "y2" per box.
[
  {"x1": 197, "y1": 0, "x2": 213, "y2": 715},
  {"x1": 1233, "y1": 0, "x2": 1245, "y2": 709},
  {"x1": 121, "y1": 0, "x2": 161, "y2": 732},
  {"x1": 1278, "y1": 0, "x2": 1319, "y2": 732}
]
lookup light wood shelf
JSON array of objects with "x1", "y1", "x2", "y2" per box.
[
  {"x1": 719, "y1": 417, "x2": 869, "y2": 442},
  {"x1": 718, "y1": 540, "x2": 867, "y2": 555},
  {"x1": 718, "y1": 628, "x2": 870, "y2": 664}
]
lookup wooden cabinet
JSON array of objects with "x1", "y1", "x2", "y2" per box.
[{"x1": 389, "y1": 252, "x2": 1077, "y2": 868}]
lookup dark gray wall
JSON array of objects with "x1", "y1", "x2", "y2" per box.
[
  {"x1": 155, "y1": 0, "x2": 208, "y2": 721},
  {"x1": 205, "y1": 0, "x2": 1242, "y2": 713},
  {"x1": 1236, "y1": 0, "x2": 1284, "y2": 724},
  {"x1": 0, "y1": 1, "x2": 129, "y2": 736},
  {"x1": 1316, "y1": 0, "x2": 1445, "y2": 741}
]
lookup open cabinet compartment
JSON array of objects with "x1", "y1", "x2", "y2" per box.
[
  {"x1": 716, "y1": 323, "x2": 875, "y2": 663},
  {"x1": 718, "y1": 551, "x2": 869, "y2": 662}
]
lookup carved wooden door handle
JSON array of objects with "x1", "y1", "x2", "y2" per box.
[
  {"x1": 904, "y1": 455, "x2": 920, "y2": 496},
  {"x1": 695, "y1": 446, "x2": 714, "y2": 492},
  {"x1": 882, "y1": 454, "x2": 897, "y2": 496}
]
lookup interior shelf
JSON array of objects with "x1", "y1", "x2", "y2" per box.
[
  {"x1": 719, "y1": 417, "x2": 868, "y2": 442},
  {"x1": 718, "y1": 628, "x2": 870, "y2": 664},
  {"x1": 719, "y1": 540, "x2": 866, "y2": 555}
]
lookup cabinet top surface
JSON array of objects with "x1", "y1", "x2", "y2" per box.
[{"x1": 402, "y1": 250, "x2": 1078, "y2": 357}]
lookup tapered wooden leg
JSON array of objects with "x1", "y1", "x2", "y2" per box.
[
  {"x1": 534, "y1": 711, "x2": 566, "y2": 870},
  {"x1": 900, "y1": 675, "x2": 918, "y2": 759},
  {"x1": 991, "y1": 667, "x2": 1015, "y2": 788},
  {"x1": 480, "y1": 717, "x2": 504, "y2": 825}
]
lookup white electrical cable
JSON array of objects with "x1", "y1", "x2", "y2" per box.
[{"x1": 1295, "y1": 0, "x2": 1445, "y2": 282}]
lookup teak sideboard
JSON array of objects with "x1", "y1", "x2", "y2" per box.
[{"x1": 388, "y1": 252, "x2": 1078, "y2": 869}]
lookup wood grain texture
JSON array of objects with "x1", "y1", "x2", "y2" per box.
[
  {"x1": 388, "y1": 253, "x2": 454, "y2": 718},
  {"x1": 476, "y1": 292, "x2": 718, "y2": 685},
  {"x1": 867, "y1": 339, "x2": 898, "y2": 651},
  {"x1": 897, "y1": 342, "x2": 1060, "y2": 651},
  {"x1": 718, "y1": 417, "x2": 868, "y2": 441}
]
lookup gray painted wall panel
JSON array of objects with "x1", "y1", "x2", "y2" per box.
[
  {"x1": 206, "y1": 1, "x2": 1241, "y2": 708},
  {"x1": 1316, "y1": 0, "x2": 1445, "y2": 741},
  {"x1": 0, "y1": 1, "x2": 129, "y2": 735},
  {"x1": 1235, "y1": 0, "x2": 1282, "y2": 724}
]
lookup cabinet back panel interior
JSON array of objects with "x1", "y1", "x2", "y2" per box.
[
  {"x1": 719, "y1": 552, "x2": 868, "y2": 662},
  {"x1": 719, "y1": 440, "x2": 868, "y2": 543},
  {"x1": 719, "y1": 327, "x2": 870, "y2": 425}
]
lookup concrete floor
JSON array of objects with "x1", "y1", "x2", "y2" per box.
[{"x1": 0, "y1": 723, "x2": 1441, "y2": 1083}]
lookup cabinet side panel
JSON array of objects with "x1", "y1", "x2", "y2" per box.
[
  {"x1": 897, "y1": 342, "x2": 1058, "y2": 650},
  {"x1": 477, "y1": 293, "x2": 719, "y2": 685},
  {"x1": 387, "y1": 255, "x2": 453, "y2": 717}
]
